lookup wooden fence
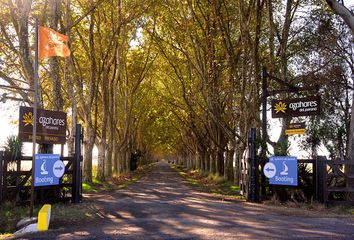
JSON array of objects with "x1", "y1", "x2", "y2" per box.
[
  {"x1": 0, "y1": 152, "x2": 82, "y2": 204},
  {"x1": 320, "y1": 158, "x2": 354, "y2": 204},
  {"x1": 241, "y1": 132, "x2": 354, "y2": 204},
  {"x1": 0, "y1": 125, "x2": 83, "y2": 205}
]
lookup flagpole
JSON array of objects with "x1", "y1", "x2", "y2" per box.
[{"x1": 30, "y1": 18, "x2": 39, "y2": 218}]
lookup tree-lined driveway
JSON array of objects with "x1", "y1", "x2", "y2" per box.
[{"x1": 19, "y1": 161, "x2": 354, "y2": 239}]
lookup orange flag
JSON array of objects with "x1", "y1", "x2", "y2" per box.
[{"x1": 39, "y1": 26, "x2": 71, "y2": 59}]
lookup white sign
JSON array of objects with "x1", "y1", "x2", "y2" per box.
[
  {"x1": 263, "y1": 162, "x2": 276, "y2": 178},
  {"x1": 53, "y1": 160, "x2": 65, "y2": 178}
]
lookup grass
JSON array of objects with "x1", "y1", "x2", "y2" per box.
[
  {"x1": 262, "y1": 197, "x2": 354, "y2": 217},
  {"x1": 172, "y1": 165, "x2": 354, "y2": 217},
  {"x1": 172, "y1": 164, "x2": 243, "y2": 200},
  {"x1": 0, "y1": 202, "x2": 40, "y2": 235},
  {"x1": 83, "y1": 163, "x2": 155, "y2": 193},
  {"x1": 0, "y1": 201, "x2": 96, "y2": 236}
]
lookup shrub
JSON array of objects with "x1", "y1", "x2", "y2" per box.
[{"x1": 3, "y1": 135, "x2": 22, "y2": 163}]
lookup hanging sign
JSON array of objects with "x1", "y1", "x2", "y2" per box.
[
  {"x1": 285, "y1": 122, "x2": 306, "y2": 135},
  {"x1": 271, "y1": 96, "x2": 320, "y2": 118},
  {"x1": 19, "y1": 106, "x2": 67, "y2": 144},
  {"x1": 285, "y1": 129, "x2": 305, "y2": 135}
]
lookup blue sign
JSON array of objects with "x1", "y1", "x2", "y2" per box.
[
  {"x1": 266, "y1": 156, "x2": 298, "y2": 186},
  {"x1": 34, "y1": 154, "x2": 65, "y2": 187}
]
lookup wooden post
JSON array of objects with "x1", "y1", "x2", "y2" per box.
[
  {"x1": 260, "y1": 68, "x2": 268, "y2": 200},
  {"x1": 72, "y1": 124, "x2": 82, "y2": 203},
  {"x1": 30, "y1": 18, "x2": 39, "y2": 218},
  {"x1": 312, "y1": 159, "x2": 317, "y2": 201},
  {"x1": 248, "y1": 128, "x2": 258, "y2": 202},
  {"x1": 0, "y1": 151, "x2": 3, "y2": 202},
  {"x1": 316, "y1": 156, "x2": 327, "y2": 203},
  {"x1": 2, "y1": 152, "x2": 7, "y2": 202}
]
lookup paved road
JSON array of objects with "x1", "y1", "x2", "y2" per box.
[{"x1": 16, "y1": 161, "x2": 354, "y2": 239}]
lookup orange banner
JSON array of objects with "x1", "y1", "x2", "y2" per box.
[{"x1": 39, "y1": 26, "x2": 70, "y2": 59}]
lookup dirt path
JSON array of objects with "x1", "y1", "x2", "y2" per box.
[{"x1": 16, "y1": 161, "x2": 354, "y2": 239}]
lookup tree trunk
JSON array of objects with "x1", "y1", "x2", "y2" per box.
[
  {"x1": 345, "y1": 43, "x2": 354, "y2": 196},
  {"x1": 326, "y1": 0, "x2": 354, "y2": 33},
  {"x1": 83, "y1": 120, "x2": 95, "y2": 182},
  {"x1": 65, "y1": 0, "x2": 77, "y2": 157},
  {"x1": 97, "y1": 139, "x2": 105, "y2": 181}
]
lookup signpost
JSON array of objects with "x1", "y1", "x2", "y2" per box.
[
  {"x1": 34, "y1": 154, "x2": 65, "y2": 187},
  {"x1": 263, "y1": 156, "x2": 298, "y2": 186},
  {"x1": 260, "y1": 68, "x2": 319, "y2": 198}
]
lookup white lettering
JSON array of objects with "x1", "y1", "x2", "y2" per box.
[
  {"x1": 35, "y1": 176, "x2": 54, "y2": 184},
  {"x1": 275, "y1": 176, "x2": 294, "y2": 184},
  {"x1": 38, "y1": 116, "x2": 65, "y2": 128},
  {"x1": 289, "y1": 100, "x2": 318, "y2": 111}
]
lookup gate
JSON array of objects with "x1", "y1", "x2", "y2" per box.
[
  {"x1": 0, "y1": 124, "x2": 83, "y2": 204},
  {"x1": 321, "y1": 159, "x2": 354, "y2": 204},
  {"x1": 241, "y1": 128, "x2": 354, "y2": 204}
]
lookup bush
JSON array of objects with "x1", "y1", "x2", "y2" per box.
[{"x1": 3, "y1": 135, "x2": 22, "y2": 163}]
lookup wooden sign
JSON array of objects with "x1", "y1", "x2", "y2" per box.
[
  {"x1": 271, "y1": 96, "x2": 320, "y2": 118},
  {"x1": 19, "y1": 106, "x2": 67, "y2": 144}
]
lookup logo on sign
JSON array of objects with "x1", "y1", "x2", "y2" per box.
[
  {"x1": 23, "y1": 112, "x2": 34, "y2": 126},
  {"x1": 274, "y1": 101, "x2": 287, "y2": 114},
  {"x1": 40, "y1": 160, "x2": 49, "y2": 175},
  {"x1": 280, "y1": 162, "x2": 288, "y2": 175}
]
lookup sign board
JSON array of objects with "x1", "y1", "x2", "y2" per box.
[
  {"x1": 285, "y1": 122, "x2": 306, "y2": 135},
  {"x1": 34, "y1": 154, "x2": 65, "y2": 187},
  {"x1": 285, "y1": 129, "x2": 305, "y2": 135},
  {"x1": 19, "y1": 106, "x2": 67, "y2": 144},
  {"x1": 288, "y1": 122, "x2": 305, "y2": 129},
  {"x1": 271, "y1": 96, "x2": 320, "y2": 118},
  {"x1": 263, "y1": 156, "x2": 298, "y2": 186}
]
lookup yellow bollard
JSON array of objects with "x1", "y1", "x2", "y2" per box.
[{"x1": 37, "y1": 204, "x2": 51, "y2": 231}]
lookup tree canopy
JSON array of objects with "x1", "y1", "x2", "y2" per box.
[{"x1": 0, "y1": 0, "x2": 353, "y2": 183}]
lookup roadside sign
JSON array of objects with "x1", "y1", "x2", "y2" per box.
[
  {"x1": 34, "y1": 154, "x2": 65, "y2": 187},
  {"x1": 271, "y1": 96, "x2": 320, "y2": 118},
  {"x1": 264, "y1": 156, "x2": 298, "y2": 186},
  {"x1": 19, "y1": 106, "x2": 67, "y2": 144}
]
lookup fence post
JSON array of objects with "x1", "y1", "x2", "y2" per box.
[
  {"x1": 72, "y1": 124, "x2": 82, "y2": 203},
  {"x1": 0, "y1": 151, "x2": 3, "y2": 202},
  {"x1": 2, "y1": 152, "x2": 7, "y2": 202},
  {"x1": 248, "y1": 128, "x2": 258, "y2": 202},
  {"x1": 313, "y1": 159, "x2": 317, "y2": 201},
  {"x1": 316, "y1": 156, "x2": 327, "y2": 203}
]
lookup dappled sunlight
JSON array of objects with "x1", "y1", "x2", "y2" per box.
[{"x1": 24, "y1": 162, "x2": 354, "y2": 239}]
